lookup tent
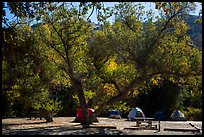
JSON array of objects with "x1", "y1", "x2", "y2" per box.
[
  {"x1": 170, "y1": 110, "x2": 186, "y2": 121},
  {"x1": 154, "y1": 111, "x2": 166, "y2": 121},
  {"x1": 109, "y1": 109, "x2": 122, "y2": 119},
  {"x1": 73, "y1": 107, "x2": 99, "y2": 122},
  {"x1": 127, "y1": 107, "x2": 145, "y2": 121}
]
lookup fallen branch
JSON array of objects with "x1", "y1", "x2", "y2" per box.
[{"x1": 189, "y1": 123, "x2": 202, "y2": 132}]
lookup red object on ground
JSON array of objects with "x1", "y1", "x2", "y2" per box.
[{"x1": 76, "y1": 108, "x2": 95, "y2": 118}]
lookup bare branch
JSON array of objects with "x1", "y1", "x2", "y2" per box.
[{"x1": 87, "y1": 4, "x2": 95, "y2": 21}]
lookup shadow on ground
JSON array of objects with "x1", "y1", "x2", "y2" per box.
[
  {"x1": 2, "y1": 121, "x2": 48, "y2": 127},
  {"x1": 2, "y1": 125, "x2": 127, "y2": 135}
]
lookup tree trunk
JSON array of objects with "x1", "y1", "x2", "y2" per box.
[
  {"x1": 71, "y1": 76, "x2": 90, "y2": 125},
  {"x1": 40, "y1": 109, "x2": 53, "y2": 122}
]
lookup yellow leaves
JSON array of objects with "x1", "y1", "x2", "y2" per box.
[
  {"x1": 41, "y1": 24, "x2": 51, "y2": 40},
  {"x1": 84, "y1": 90, "x2": 95, "y2": 99},
  {"x1": 155, "y1": 2, "x2": 183, "y2": 16},
  {"x1": 176, "y1": 4, "x2": 181, "y2": 11},
  {"x1": 47, "y1": 53, "x2": 55, "y2": 61},
  {"x1": 43, "y1": 24, "x2": 49, "y2": 30},
  {"x1": 172, "y1": 2, "x2": 182, "y2": 12},
  {"x1": 180, "y1": 62, "x2": 189, "y2": 73},
  {"x1": 178, "y1": 56, "x2": 190, "y2": 74},
  {"x1": 7, "y1": 90, "x2": 21, "y2": 100},
  {"x1": 22, "y1": 25, "x2": 32, "y2": 33},
  {"x1": 152, "y1": 80, "x2": 158, "y2": 85},
  {"x1": 173, "y1": 6, "x2": 179, "y2": 12},
  {"x1": 50, "y1": 70, "x2": 71, "y2": 87},
  {"x1": 181, "y1": 45, "x2": 187, "y2": 51},
  {"x1": 181, "y1": 62, "x2": 188, "y2": 68},
  {"x1": 155, "y1": 2, "x2": 167, "y2": 10},
  {"x1": 150, "y1": 75, "x2": 162, "y2": 86},
  {"x1": 178, "y1": 78, "x2": 185, "y2": 84},
  {"x1": 103, "y1": 83, "x2": 116, "y2": 96},
  {"x1": 11, "y1": 84, "x2": 19, "y2": 89},
  {"x1": 158, "y1": 44, "x2": 167, "y2": 54},
  {"x1": 73, "y1": 35, "x2": 85, "y2": 46},
  {"x1": 160, "y1": 47, "x2": 165, "y2": 53},
  {"x1": 108, "y1": 60, "x2": 117, "y2": 71},
  {"x1": 174, "y1": 20, "x2": 189, "y2": 36},
  {"x1": 172, "y1": 2, "x2": 176, "y2": 6},
  {"x1": 181, "y1": 22, "x2": 188, "y2": 30},
  {"x1": 150, "y1": 78, "x2": 159, "y2": 86},
  {"x1": 106, "y1": 58, "x2": 118, "y2": 71},
  {"x1": 164, "y1": 9, "x2": 170, "y2": 16},
  {"x1": 47, "y1": 53, "x2": 62, "y2": 64}
]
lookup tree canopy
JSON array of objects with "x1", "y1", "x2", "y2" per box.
[{"x1": 2, "y1": 2, "x2": 202, "y2": 123}]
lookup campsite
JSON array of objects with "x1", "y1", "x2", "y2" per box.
[
  {"x1": 2, "y1": 117, "x2": 202, "y2": 135},
  {"x1": 2, "y1": 107, "x2": 202, "y2": 135},
  {"x1": 2, "y1": 2, "x2": 202, "y2": 135}
]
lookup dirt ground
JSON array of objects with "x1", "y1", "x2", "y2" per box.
[{"x1": 2, "y1": 117, "x2": 202, "y2": 135}]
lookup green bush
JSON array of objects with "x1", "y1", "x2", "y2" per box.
[{"x1": 183, "y1": 107, "x2": 202, "y2": 121}]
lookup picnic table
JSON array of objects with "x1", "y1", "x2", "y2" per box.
[
  {"x1": 134, "y1": 117, "x2": 160, "y2": 130},
  {"x1": 29, "y1": 110, "x2": 42, "y2": 120}
]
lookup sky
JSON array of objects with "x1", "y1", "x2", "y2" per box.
[
  {"x1": 88, "y1": 2, "x2": 202, "y2": 24},
  {"x1": 3, "y1": 2, "x2": 202, "y2": 25},
  {"x1": 88, "y1": 2, "x2": 157, "y2": 23}
]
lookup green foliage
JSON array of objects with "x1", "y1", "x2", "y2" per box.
[
  {"x1": 2, "y1": 2, "x2": 202, "y2": 119},
  {"x1": 85, "y1": 2, "x2": 201, "y2": 116},
  {"x1": 29, "y1": 88, "x2": 62, "y2": 113},
  {"x1": 109, "y1": 101, "x2": 130, "y2": 114},
  {"x1": 155, "y1": 2, "x2": 196, "y2": 18},
  {"x1": 98, "y1": 101, "x2": 129, "y2": 117},
  {"x1": 51, "y1": 87, "x2": 78, "y2": 117},
  {"x1": 183, "y1": 107, "x2": 202, "y2": 121},
  {"x1": 2, "y1": 23, "x2": 63, "y2": 117}
]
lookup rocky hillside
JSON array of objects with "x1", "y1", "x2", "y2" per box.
[{"x1": 185, "y1": 14, "x2": 202, "y2": 50}]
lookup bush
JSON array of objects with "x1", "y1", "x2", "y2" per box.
[{"x1": 183, "y1": 107, "x2": 202, "y2": 121}]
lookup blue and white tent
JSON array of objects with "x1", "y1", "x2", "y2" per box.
[
  {"x1": 109, "y1": 109, "x2": 122, "y2": 119},
  {"x1": 127, "y1": 107, "x2": 145, "y2": 120},
  {"x1": 170, "y1": 110, "x2": 186, "y2": 121}
]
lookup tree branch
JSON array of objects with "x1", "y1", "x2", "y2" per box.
[
  {"x1": 87, "y1": 4, "x2": 95, "y2": 21},
  {"x1": 102, "y1": 79, "x2": 121, "y2": 94},
  {"x1": 136, "y1": 6, "x2": 184, "y2": 68},
  {"x1": 94, "y1": 69, "x2": 201, "y2": 116},
  {"x1": 38, "y1": 29, "x2": 67, "y2": 62},
  {"x1": 49, "y1": 22, "x2": 74, "y2": 75}
]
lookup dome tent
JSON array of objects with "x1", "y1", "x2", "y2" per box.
[
  {"x1": 170, "y1": 110, "x2": 186, "y2": 121},
  {"x1": 109, "y1": 109, "x2": 122, "y2": 119},
  {"x1": 154, "y1": 111, "x2": 166, "y2": 121},
  {"x1": 127, "y1": 107, "x2": 145, "y2": 121},
  {"x1": 73, "y1": 107, "x2": 98, "y2": 122}
]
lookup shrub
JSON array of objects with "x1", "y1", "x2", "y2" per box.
[{"x1": 183, "y1": 107, "x2": 202, "y2": 121}]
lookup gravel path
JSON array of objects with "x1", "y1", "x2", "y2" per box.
[{"x1": 2, "y1": 117, "x2": 202, "y2": 135}]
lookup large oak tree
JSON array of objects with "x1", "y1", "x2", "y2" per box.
[{"x1": 2, "y1": 2, "x2": 202, "y2": 124}]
